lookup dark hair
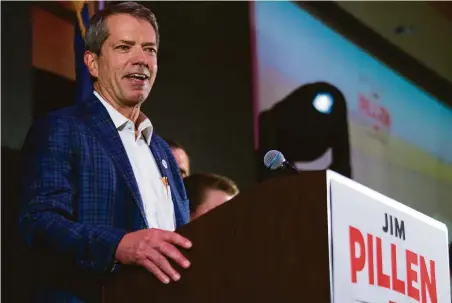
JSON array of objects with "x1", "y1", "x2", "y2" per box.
[
  {"x1": 85, "y1": 1, "x2": 159, "y2": 56},
  {"x1": 184, "y1": 173, "x2": 239, "y2": 213},
  {"x1": 165, "y1": 138, "x2": 186, "y2": 151}
]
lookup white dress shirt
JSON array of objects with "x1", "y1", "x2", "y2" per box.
[{"x1": 94, "y1": 91, "x2": 175, "y2": 231}]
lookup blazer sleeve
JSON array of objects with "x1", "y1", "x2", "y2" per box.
[{"x1": 18, "y1": 115, "x2": 127, "y2": 273}]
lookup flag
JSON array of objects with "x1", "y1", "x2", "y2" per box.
[{"x1": 73, "y1": 1, "x2": 93, "y2": 103}]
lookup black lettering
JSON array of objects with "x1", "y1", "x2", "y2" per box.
[
  {"x1": 382, "y1": 213, "x2": 389, "y2": 233},
  {"x1": 395, "y1": 218, "x2": 405, "y2": 240}
]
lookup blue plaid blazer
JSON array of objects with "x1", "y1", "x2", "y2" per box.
[{"x1": 19, "y1": 93, "x2": 190, "y2": 302}]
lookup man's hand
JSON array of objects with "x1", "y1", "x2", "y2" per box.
[{"x1": 115, "y1": 229, "x2": 192, "y2": 284}]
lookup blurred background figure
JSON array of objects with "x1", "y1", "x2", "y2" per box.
[
  {"x1": 184, "y1": 173, "x2": 239, "y2": 220},
  {"x1": 166, "y1": 138, "x2": 191, "y2": 178}
]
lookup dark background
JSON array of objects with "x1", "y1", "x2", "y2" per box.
[
  {"x1": 139, "y1": 2, "x2": 256, "y2": 188},
  {"x1": 2, "y1": 1, "x2": 451, "y2": 302}
]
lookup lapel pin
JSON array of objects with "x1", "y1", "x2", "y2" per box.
[{"x1": 162, "y1": 159, "x2": 168, "y2": 169}]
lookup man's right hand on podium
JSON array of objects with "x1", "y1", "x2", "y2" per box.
[{"x1": 115, "y1": 228, "x2": 192, "y2": 284}]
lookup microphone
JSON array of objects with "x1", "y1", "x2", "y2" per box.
[{"x1": 263, "y1": 150, "x2": 300, "y2": 173}]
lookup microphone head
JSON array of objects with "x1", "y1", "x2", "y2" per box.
[{"x1": 263, "y1": 150, "x2": 286, "y2": 170}]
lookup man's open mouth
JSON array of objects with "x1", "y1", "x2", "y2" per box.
[{"x1": 125, "y1": 73, "x2": 149, "y2": 80}]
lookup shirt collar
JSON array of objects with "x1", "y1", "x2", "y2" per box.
[{"x1": 93, "y1": 90, "x2": 153, "y2": 144}]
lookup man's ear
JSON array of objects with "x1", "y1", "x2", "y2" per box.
[{"x1": 84, "y1": 50, "x2": 99, "y2": 78}]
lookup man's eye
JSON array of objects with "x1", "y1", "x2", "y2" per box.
[
  {"x1": 117, "y1": 45, "x2": 130, "y2": 50},
  {"x1": 145, "y1": 47, "x2": 157, "y2": 53}
]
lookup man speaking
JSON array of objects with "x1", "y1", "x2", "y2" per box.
[{"x1": 19, "y1": 2, "x2": 191, "y2": 302}]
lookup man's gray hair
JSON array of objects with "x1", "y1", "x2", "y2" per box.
[{"x1": 85, "y1": 2, "x2": 159, "y2": 56}]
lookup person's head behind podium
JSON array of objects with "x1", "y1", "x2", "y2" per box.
[
  {"x1": 184, "y1": 173, "x2": 239, "y2": 220},
  {"x1": 166, "y1": 139, "x2": 190, "y2": 178}
]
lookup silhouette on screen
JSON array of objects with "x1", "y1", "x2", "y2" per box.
[{"x1": 258, "y1": 81, "x2": 352, "y2": 179}]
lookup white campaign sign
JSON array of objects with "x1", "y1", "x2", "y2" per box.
[{"x1": 327, "y1": 170, "x2": 450, "y2": 303}]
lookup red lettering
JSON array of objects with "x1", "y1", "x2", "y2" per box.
[
  {"x1": 406, "y1": 249, "x2": 420, "y2": 301},
  {"x1": 359, "y1": 95, "x2": 370, "y2": 112},
  {"x1": 358, "y1": 94, "x2": 391, "y2": 128},
  {"x1": 380, "y1": 108, "x2": 391, "y2": 127},
  {"x1": 420, "y1": 256, "x2": 437, "y2": 303},
  {"x1": 348, "y1": 228, "x2": 437, "y2": 302},
  {"x1": 376, "y1": 237, "x2": 390, "y2": 289},
  {"x1": 367, "y1": 234, "x2": 375, "y2": 285},
  {"x1": 349, "y1": 226, "x2": 366, "y2": 283},
  {"x1": 391, "y1": 243, "x2": 405, "y2": 294}
]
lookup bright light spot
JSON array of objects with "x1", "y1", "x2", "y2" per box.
[{"x1": 313, "y1": 93, "x2": 333, "y2": 114}]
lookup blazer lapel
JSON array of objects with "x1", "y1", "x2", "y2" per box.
[{"x1": 83, "y1": 95, "x2": 147, "y2": 226}]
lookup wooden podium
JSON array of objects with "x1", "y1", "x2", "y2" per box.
[{"x1": 102, "y1": 172, "x2": 332, "y2": 303}]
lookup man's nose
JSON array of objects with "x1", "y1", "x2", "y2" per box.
[{"x1": 132, "y1": 48, "x2": 148, "y2": 67}]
